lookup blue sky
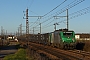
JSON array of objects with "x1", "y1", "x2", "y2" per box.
[{"x1": 0, "y1": 0, "x2": 90, "y2": 34}]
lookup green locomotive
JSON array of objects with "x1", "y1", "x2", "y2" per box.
[
  {"x1": 29, "y1": 29, "x2": 76, "y2": 49},
  {"x1": 49, "y1": 29, "x2": 76, "y2": 49}
]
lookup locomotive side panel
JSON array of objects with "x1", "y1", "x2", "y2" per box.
[{"x1": 54, "y1": 31, "x2": 59, "y2": 47}]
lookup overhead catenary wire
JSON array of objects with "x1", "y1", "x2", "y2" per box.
[
  {"x1": 39, "y1": 0, "x2": 85, "y2": 25},
  {"x1": 43, "y1": 0, "x2": 67, "y2": 17},
  {"x1": 57, "y1": 6, "x2": 90, "y2": 24},
  {"x1": 30, "y1": 0, "x2": 67, "y2": 28},
  {"x1": 29, "y1": 11, "x2": 40, "y2": 27},
  {"x1": 39, "y1": 0, "x2": 85, "y2": 29},
  {"x1": 42, "y1": 19, "x2": 65, "y2": 30},
  {"x1": 41, "y1": 0, "x2": 85, "y2": 24},
  {"x1": 69, "y1": 6, "x2": 90, "y2": 19},
  {"x1": 42, "y1": 6, "x2": 90, "y2": 30},
  {"x1": 55, "y1": 0, "x2": 85, "y2": 16},
  {"x1": 29, "y1": 0, "x2": 85, "y2": 33}
]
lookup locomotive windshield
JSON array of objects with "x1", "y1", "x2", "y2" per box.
[{"x1": 63, "y1": 32, "x2": 73, "y2": 36}]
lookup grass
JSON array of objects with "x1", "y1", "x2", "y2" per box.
[
  {"x1": 3, "y1": 48, "x2": 27, "y2": 60},
  {"x1": 3, "y1": 44, "x2": 34, "y2": 60}
]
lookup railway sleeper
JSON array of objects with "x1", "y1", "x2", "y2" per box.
[{"x1": 29, "y1": 45, "x2": 60, "y2": 60}]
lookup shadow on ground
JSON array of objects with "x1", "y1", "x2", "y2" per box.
[{"x1": 76, "y1": 42, "x2": 85, "y2": 50}]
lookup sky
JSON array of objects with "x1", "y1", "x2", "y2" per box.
[{"x1": 0, "y1": 0, "x2": 90, "y2": 35}]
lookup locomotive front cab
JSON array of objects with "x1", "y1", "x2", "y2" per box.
[
  {"x1": 61, "y1": 31, "x2": 76, "y2": 49},
  {"x1": 62, "y1": 31, "x2": 76, "y2": 42}
]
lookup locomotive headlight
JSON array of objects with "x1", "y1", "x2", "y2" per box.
[
  {"x1": 62, "y1": 38, "x2": 65, "y2": 42},
  {"x1": 62, "y1": 40, "x2": 64, "y2": 42}
]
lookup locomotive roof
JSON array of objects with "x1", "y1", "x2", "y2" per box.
[
  {"x1": 54, "y1": 29, "x2": 74, "y2": 32},
  {"x1": 55, "y1": 30, "x2": 74, "y2": 32}
]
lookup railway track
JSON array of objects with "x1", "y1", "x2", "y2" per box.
[
  {"x1": 68, "y1": 50, "x2": 90, "y2": 56},
  {"x1": 19, "y1": 41, "x2": 90, "y2": 60},
  {"x1": 67, "y1": 50, "x2": 90, "y2": 59},
  {"x1": 28, "y1": 42, "x2": 90, "y2": 60}
]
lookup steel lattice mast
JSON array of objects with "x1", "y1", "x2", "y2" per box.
[{"x1": 26, "y1": 9, "x2": 29, "y2": 34}]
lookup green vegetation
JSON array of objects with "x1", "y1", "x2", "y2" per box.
[
  {"x1": 3, "y1": 48, "x2": 27, "y2": 60},
  {"x1": 3, "y1": 43, "x2": 34, "y2": 60}
]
